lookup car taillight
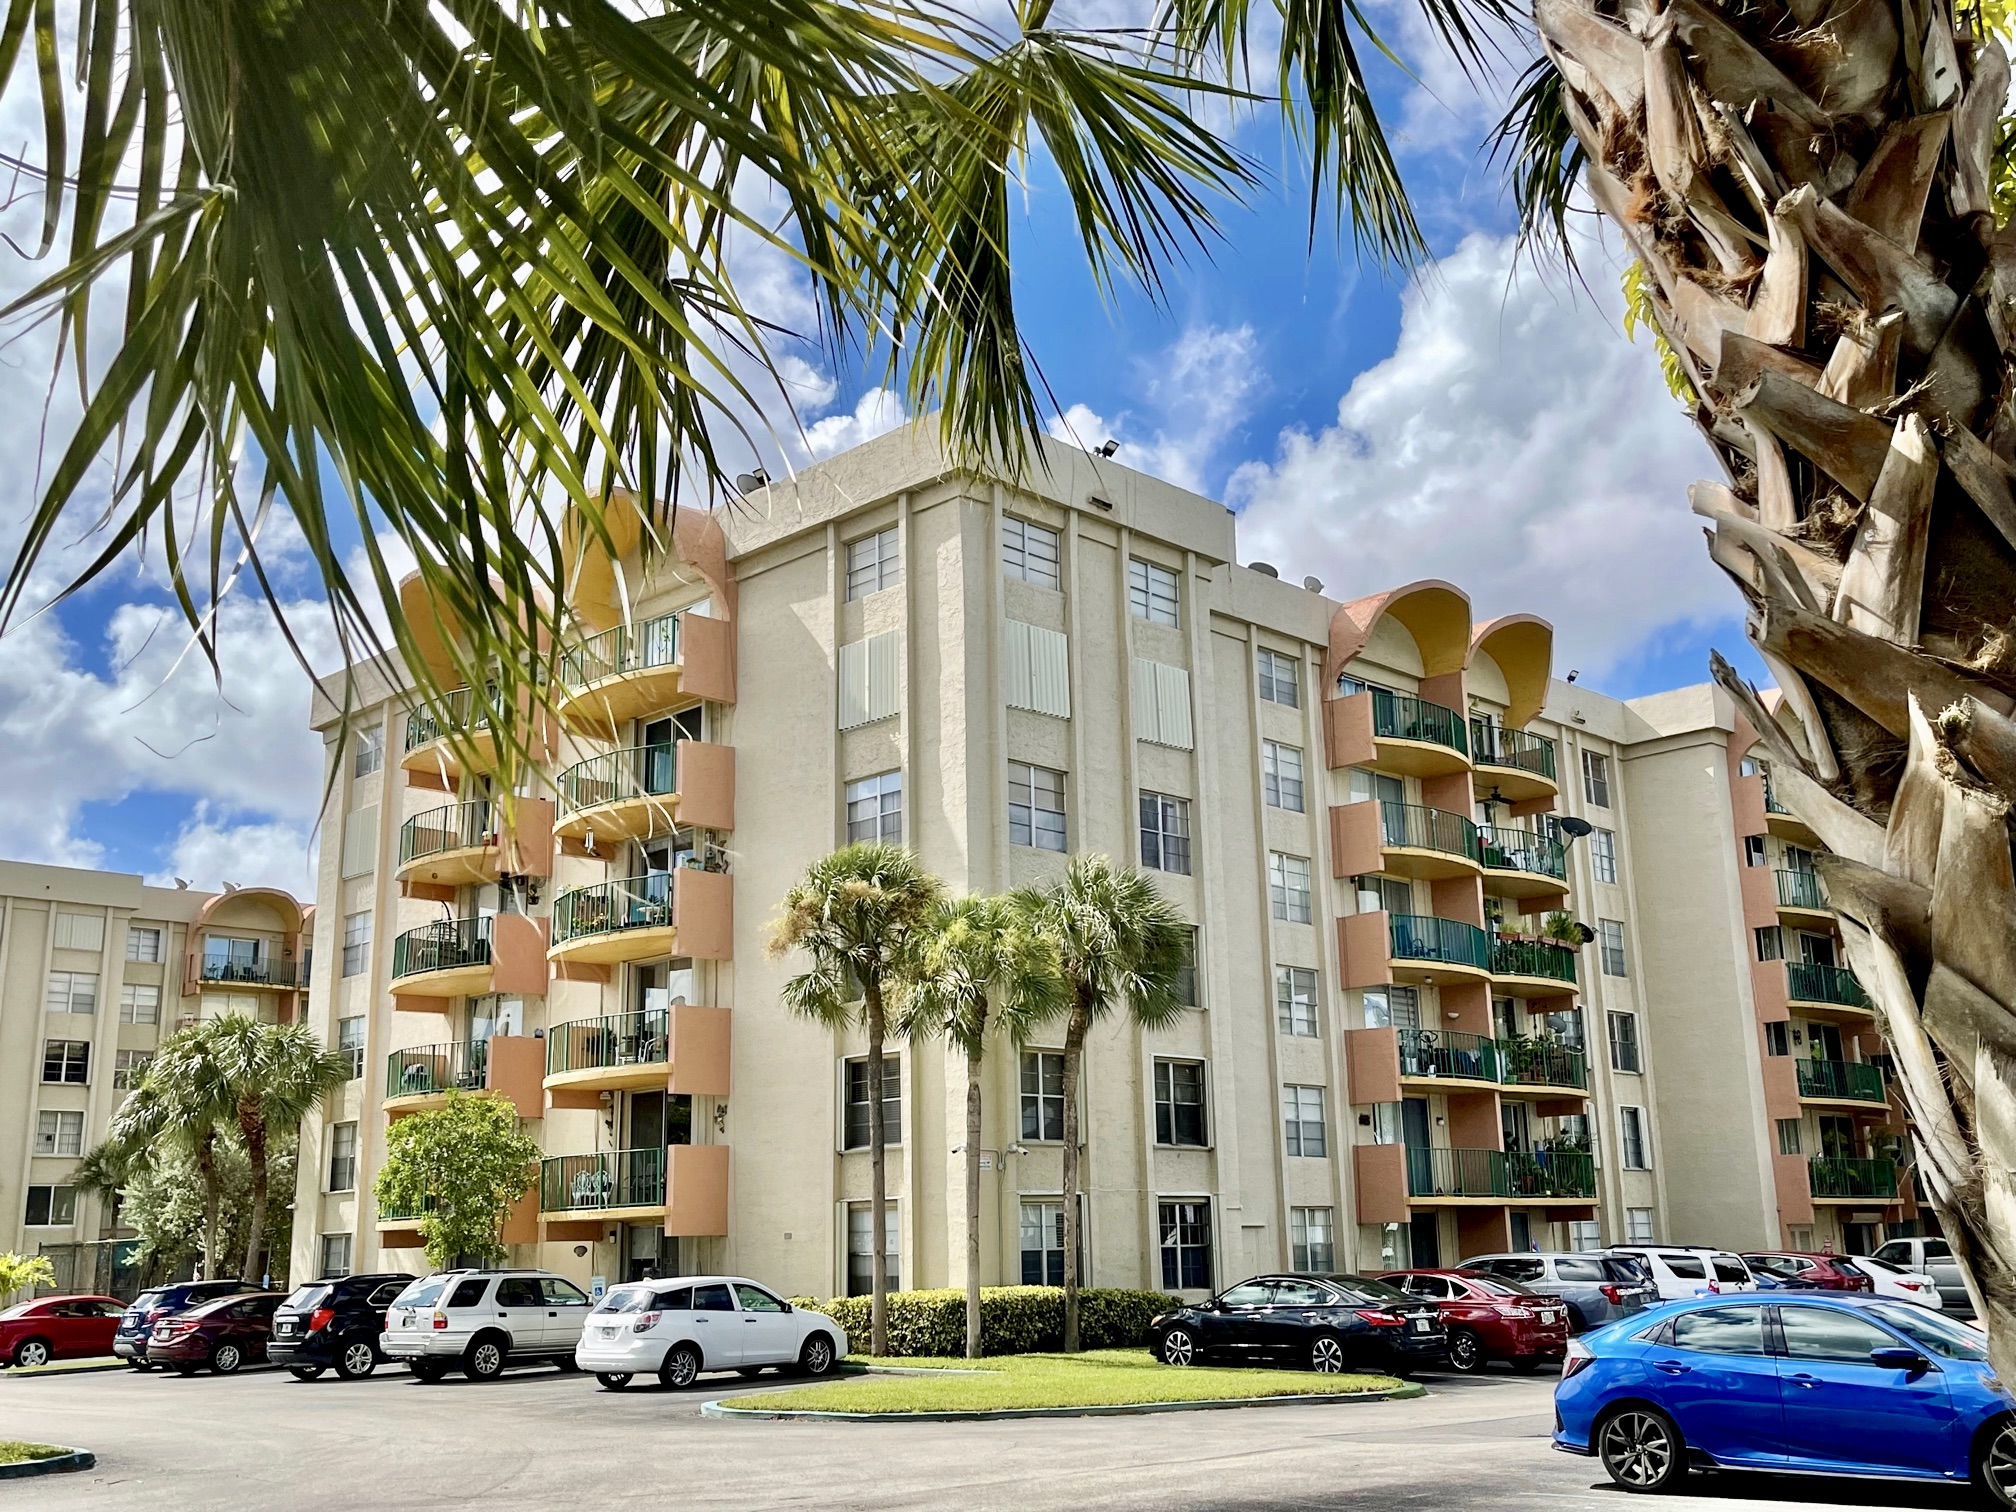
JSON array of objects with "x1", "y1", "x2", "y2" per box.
[
  {"x1": 432, "y1": 1311, "x2": 449, "y2": 1330},
  {"x1": 1599, "y1": 1284, "x2": 1622, "y2": 1304},
  {"x1": 309, "y1": 1308, "x2": 336, "y2": 1333},
  {"x1": 1355, "y1": 1309, "x2": 1406, "y2": 1327},
  {"x1": 632, "y1": 1310, "x2": 662, "y2": 1335},
  {"x1": 1494, "y1": 1304, "x2": 1535, "y2": 1319},
  {"x1": 1562, "y1": 1341, "x2": 1595, "y2": 1379}
]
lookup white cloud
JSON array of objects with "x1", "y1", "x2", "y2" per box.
[
  {"x1": 1227, "y1": 227, "x2": 1723, "y2": 678},
  {"x1": 148, "y1": 804, "x2": 320, "y2": 896},
  {"x1": 799, "y1": 387, "x2": 908, "y2": 461},
  {"x1": 1047, "y1": 323, "x2": 1264, "y2": 493}
]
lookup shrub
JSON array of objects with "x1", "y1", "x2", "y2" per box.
[{"x1": 787, "y1": 1286, "x2": 1176, "y2": 1357}]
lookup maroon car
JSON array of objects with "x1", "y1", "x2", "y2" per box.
[
  {"x1": 1742, "y1": 1251, "x2": 1876, "y2": 1292},
  {"x1": 1378, "y1": 1268, "x2": 1571, "y2": 1373},
  {"x1": 149, "y1": 1292, "x2": 284, "y2": 1375},
  {"x1": 0, "y1": 1294, "x2": 124, "y2": 1368}
]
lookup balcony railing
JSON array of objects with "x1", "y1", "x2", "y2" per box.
[
  {"x1": 1808, "y1": 1156, "x2": 1898, "y2": 1199},
  {"x1": 556, "y1": 745, "x2": 677, "y2": 820},
  {"x1": 390, "y1": 916, "x2": 493, "y2": 980},
  {"x1": 1478, "y1": 826, "x2": 1566, "y2": 881},
  {"x1": 1776, "y1": 868, "x2": 1825, "y2": 910},
  {"x1": 1405, "y1": 1146, "x2": 1597, "y2": 1200},
  {"x1": 198, "y1": 958, "x2": 296, "y2": 988},
  {"x1": 546, "y1": 1010, "x2": 671, "y2": 1076},
  {"x1": 1388, "y1": 914, "x2": 1492, "y2": 972},
  {"x1": 1797, "y1": 1058, "x2": 1886, "y2": 1104},
  {"x1": 1369, "y1": 690, "x2": 1468, "y2": 758},
  {"x1": 1786, "y1": 961, "x2": 1869, "y2": 1008},
  {"x1": 378, "y1": 1194, "x2": 438, "y2": 1222},
  {"x1": 1491, "y1": 937, "x2": 1579, "y2": 986},
  {"x1": 1398, "y1": 1028, "x2": 1500, "y2": 1083},
  {"x1": 404, "y1": 685, "x2": 491, "y2": 753},
  {"x1": 1470, "y1": 722, "x2": 1557, "y2": 781},
  {"x1": 559, "y1": 612, "x2": 682, "y2": 695},
  {"x1": 1498, "y1": 1037, "x2": 1590, "y2": 1091},
  {"x1": 399, "y1": 800, "x2": 495, "y2": 865},
  {"x1": 387, "y1": 1040, "x2": 488, "y2": 1098},
  {"x1": 1378, "y1": 802, "x2": 1478, "y2": 860},
  {"x1": 551, "y1": 875, "x2": 674, "y2": 947},
  {"x1": 541, "y1": 1147, "x2": 668, "y2": 1212},
  {"x1": 1764, "y1": 784, "x2": 1790, "y2": 815}
]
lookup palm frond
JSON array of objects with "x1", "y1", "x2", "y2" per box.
[{"x1": 1485, "y1": 55, "x2": 1586, "y2": 272}]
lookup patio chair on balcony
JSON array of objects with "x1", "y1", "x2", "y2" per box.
[{"x1": 570, "y1": 1168, "x2": 613, "y2": 1207}]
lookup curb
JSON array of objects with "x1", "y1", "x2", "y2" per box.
[
  {"x1": 700, "y1": 1382, "x2": 1427, "y2": 1422},
  {"x1": 2, "y1": 1359, "x2": 127, "y2": 1379},
  {"x1": 0, "y1": 1449, "x2": 95, "y2": 1480}
]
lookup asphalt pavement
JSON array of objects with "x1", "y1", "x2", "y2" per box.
[{"x1": 0, "y1": 1360, "x2": 1980, "y2": 1511}]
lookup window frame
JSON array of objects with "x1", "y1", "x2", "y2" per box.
[
  {"x1": 1281, "y1": 1084, "x2": 1328, "y2": 1158},
  {"x1": 35, "y1": 1110, "x2": 85, "y2": 1157},
  {"x1": 1256, "y1": 647, "x2": 1300, "y2": 708},
  {"x1": 319, "y1": 1233, "x2": 355, "y2": 1279},
  {"x1": 1138, "y1": 790, "x2": 1193, "y2": 875},
  {"x1": 1598, "y1": 918, "x2": 1628, "y2": 977},
  {"x1": 119, "y1": 982, "x2": 160, "y2": 1024},
  {"x1": 1262, "y1": 740, "x2": 1306, "y2": 813},
  {"x1": 1618, "y1": 1105, "x2": 1650, "y2": 1169},
  {"x1": 1152, "y1": 1059, "x2": 1209, "y2": 1148},
  {"x1": 1590, "y1": 827, "x2": 1618, "y2": 883},
  {"x1": 44, "y1": 971, "x2": 98, "y2": 1016},
  {"x1": 1275, "y1": 965, "x2": 1319, "y2": 1037},
  {"x1": 845, "y1": 1202, "x2": 900, "y2": 1296},
  {"x1": 842, "y1": 1055, "x2": 904, "y2": 1151},
  {"x1": 341, "y1": 911, "x2": 372, "y2": 977},
  {"x1": 844, "y1": 526, "x2": 902, "y2": 601},
  {"x1": 113, "y1": 1048, "x2": 152, "y2": 1091},
  {"x1": 1607, "y1": 1010, "x2": 1642, "y2": 1074},
  {"x1": 1269, "y1": 852, "x2": 1313, "y2": 924},
  {"x1": 1582, "y1": 749, "x2": 1612, "y2": 807},
  {"x1": 844, "y1": 769, "x2": 905, "y2": 845},
  {"x1": 42, "y1": 1039, "x2": 89, "y2": 1085},
  {"x1": 1007, "y1": 761, "x2": 1068, "y2": 852},
  {"x1": 1289, "y1": 1206, "x2": 1335, "y2": 1272},
  {"x1": 1019, "y1": 1050, "x2": 1066, "y2": 1143},
  {"x1": 125, "y1": 925, "x2": 163, "y2": 963},
  {"x1": 327, "y1": 1122, "x2": 359, "y2": 1193},
  {"x1": 1001, "y1": 515, "x2": 1062, "y2": 590},
  {"x1": 1157, "y1": 1198, "x2": 1213, "y2": 1291},
  {"x1": 1128, "y1": 558, "x2": 1180, "y2": 627},
  {"x1": 24, "y1": 1185, "x2": 77, "y2": 1227},
  {"x1": 353, "y1": 725, "x2": 385, "y2": 778}
]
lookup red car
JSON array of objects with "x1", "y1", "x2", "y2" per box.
[
  {"x1": 1378, "y1": 1268, "x2": 1571, "y2": 1373},
  {"x1": 1742, "y1": 1250, "x2": 1876, "y2": 1292},
  {"x1": 148, "y1": 1292, "x2": 284, "y2": 1375},
  {"x1": 0, "y1": 1294, "x2": 125, "y2": 1368}
]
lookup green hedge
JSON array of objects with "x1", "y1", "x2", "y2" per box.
[{"x1": 788, "y1": 1286, "x2": 1176, "y2": 1357}]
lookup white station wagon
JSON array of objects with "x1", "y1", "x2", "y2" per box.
[{"x1": 575, "y1": 1274, "x2": 847, "y2": 1390}]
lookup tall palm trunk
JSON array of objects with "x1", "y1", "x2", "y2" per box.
[
  {"x1": 239, "y1": 1100, "x2": 269, "y2": 1284},
  {"x1": 1059, "y1": 992, "x2": 1091, "y2": 1353},
  {"x1": 865, "y1": 978, "x2": 890, "y2": 1359},
  {"x1": 964, "y1": 1047, "x2": 984, "y2": 1360},
  {"x1": 1536, "y1": 0, "x2": 2016, "y2": 1369},
  {"x1": 194, "y1": 1131, "x2": 222, "y2": 1279}
]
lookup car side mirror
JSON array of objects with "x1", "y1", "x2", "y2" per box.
[{"x1": 1870, "y1": 1346, "x2": 1930, "y2": 1373}]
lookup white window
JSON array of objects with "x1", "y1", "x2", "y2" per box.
[
  {"x1": 845, "y1": 771, "x2": 904, "y2": 845},
  {"x1": 1290, "y1": 1207, "x2": 1335, "y2": 1272},
  {"x1": 1020, "y1": 1051, "x2": 1066, "y2": 1142},
  {"x1": 1131, "y1": 658, "x2": 1194, "y2": 749},
  {"x1": 1005, "y1": 620, "x2": 1071, "y2": 718},
  {"x1": 1756, "y1": 925, "x2": 1784, "y2": 962},
  {"x1": 838, "y1": 630, "x2": 901, "y2": 729},
  {"x1": 1275, "y1": 967, "x2": 1317, "y2": 1037},
  {"x1": 845, "y1": 526, "x2": 901, "y2": 600},
  {"x1": 1256, "y1": 647, "x2": 1299, "y2": 708},
  {"x1": 1008, "y1": 762, "x2": 1067, "y2": 852},
  {"x1": 1002, "y1": 516, "x2": 1062, "y2": 589},
  {"x1": 842, "y1": 1057, "x2": 903, "y2": 1150},
  {"x1": 1625, "y1": 1208, "x2": 1655, "y2": 1244},
  {"x1": 35, "y1": 1111, "x2": 84, "y2": 1157},
  {"x1": 342, "y1": 912, "x2": 371, "y2": 977},
  {"x1": 1138, "y1": 791, "x2": 1192, "y2": 875},
  {"x1": 53, "y1": 910, "x2": 105, "y2": 952},
  {"x1": 1590, "y1": 827, "x2": 1617, "y2": 883},
  {"x1": 328, "y1": 1123, "x2": 359, "y2": 1192},
  {"x1": 1129, "y1": 558, "x2": 1179, "y2": 626},
  {"x1": 1175, "y1": 928, "x2": 1199, "y2": 1008},
  {"x1": 1598, "y1": 919, "x2": 1628, "y2": 977},
  {"x1": 319, "y1": 1233, "x2": 354, "y2": 1279},
  {"x1": 1564, "y1": 1220, "x2": 1601, "y2": 1252},
  {"x1": 1158, "y1": 1199, "x2": 1213, "y2": 1291},
  {"x1": 1282, "y1": 1085, "x2": 1327, "y2": 1157},
  {"x1": 1743, "y1": 835, "x2": 1767, "y2": 868},
  {"x1": 125, "y1": 925, "x2": 163, "y2": 963},
  {"x1": 24, "y1": 1186, "x2": 76, "y2": 1226},
  {"x1": 113, "y1": 1049, "x2": 152, "y2": 1090},
  {"x1": 45, "y1": 972, "x2": 98, "y2": 1015},
  {"x1": 1619, "y1": 1106, "x2": 1649, "y2": 1169},
  {"x1": 1262, "y1": 741, "x2": 1305, "y2": 812},
  {"x1": 43, "y1": 1041, "x2": 89, "y2": 1084},
  {"x1": 1607, "y1": 1011, "x2": 1642, "y2": 1074},
  {"x1": 341, "y1": 805, "x2": 378, "y2": 879},
  {"x1": 1269, "y1": 853, "x2": 1312, "y2": 924},
  {"x1": 1776, "y1": 1118, "x2": 1803, "y2": 1155},
  {"x1": 353, "y1": 725, "x2": 385, "y2": 778},
  {"x1": 338, "y1": 1016, "x2": 366, "y2": 1080},
  {"x1": 119, "y1": 983, "x2": 160, "y2": 1024},
  {"x1": 1582, "y1": 750, "x2": 1611, "y2": 807},
  {"x1": 846, "y1": 1204, "x2": 900, "y2": 1295},
  {"x1": 1019, "y1": 1200, "x2": 1066, "y2": 1285},
  {"x1": 1362, "y1": 984, "x2": 1420, "y2": 1031},
  {"x1": 1154, "y1": 1061, "x2": 1208, "y2": 1147}
]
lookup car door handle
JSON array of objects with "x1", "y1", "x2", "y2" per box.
[
  {"x1": 1787, "y1": 1373, "x2": 1818, "y2": 1388},
  {"x1": 1653, "y1": 1361, "x2": 1690, "y2": 1374}
]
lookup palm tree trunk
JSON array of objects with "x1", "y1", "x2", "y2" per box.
[
  {"x1": 1536, "y1": 0, "x2": 2016, "y2": 1373},
  {"x1": 865, "y1": 978, "x2": 889, "y2": 1359},
  {"x1": 194, "y1": 1131, "x2": 222, "y2": 1280},
  {"x1": 965, "y1": 1047, "x2": 984, "y2": 1360},
  {"x1": 1059, "y1": 993, "x2": 1090, "y2": 1353},
  {"x1": 240, "y1": 1101, "x2": 269, "y2": 1284}
]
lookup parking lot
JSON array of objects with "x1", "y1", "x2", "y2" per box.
[{"x1": 1, "y1": 1363, "x2": 1976, "y2": 1511}]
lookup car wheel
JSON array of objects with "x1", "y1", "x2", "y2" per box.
[
  {"x1": 1975, "y1": 1417, "x2": 2016, "y2": 1508},
  {"x1": 798, "y1": 1333, "x2": 837, "y2": 1378},
  {"x1": 211, "y1": 1342, "x2": 244, "y2": 1375},
  {"x1": 463, "y1": 1337, "x2": 507, "y2": 1382},
  {"x1": 409, "y1": 1359, "x2": 451, "y2": 1383},
  {"x1": 1446, "y1": 1328, "x2": 1485, "y2": 1374},
  {"x1": 659, "y1": 1343, "x2": 701, "y2": 1390},
  {"x1": 289, "y1": 1366, "x2": 325, "y2": 1381},
  {"x1": 1158, "y1": 1328, "x2": 1197, "y2": 1367},
  {"x1": 335, "y1": 1340, "x2": 379, "y2": 1381},
  {"x1": 1597, "y1": 1406, "x2": 1687, "y2": 1493},
  {"x1": 12, "y1": 1339, "x2": 52, "y2": 1370},
  {"x1": 597, "y1": 1372, "x2": 633, "y2": 1391},
  {"x1": 736, "y1": 1366, "x2": 766, "y2": 1379},
  {"x1": 1307, "y1": 1332, "x2": 1348, "y2": 1375}
]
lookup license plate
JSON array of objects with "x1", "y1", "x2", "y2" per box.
[
  {"x1": 275, "y1": 1322, "x2": 297, "y2": 1336},
  {"x1": 598, "y1": 1325, "x2": 618, "y2": 1337},
  {"x1": 1410, "y1": 1317, "x2": 1430, "y2": 1332},
  {"x1": 1540, "y1": 1311, "x2": 1559, "y2": 1324}
]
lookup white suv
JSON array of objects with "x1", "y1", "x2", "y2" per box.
[
  {"x1": 575, "y1": 1275, "x2": 847, "y2": 1390},
  {"x1": 381, "y1": 1269, "x2": 593, "y2": 1381},
  {"x1": 1609, "y1": 1246, "x2": 1757, "y2": 1300}
]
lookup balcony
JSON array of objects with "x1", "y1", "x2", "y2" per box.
[
  {"x1": 1471, "y1": 722, "x2": 1559, "y2": 804},
  {"x1": 386, "y1": 1040, "x2": 488, "y2": 1107},
  {"x1": 1398, "y1": 1027, "x2": 1501, "y2": 1087},
  {"x1": 1808, "y1": 1155, "x2": 1898, "y2": 1202},
  {"x1": 547, "y1": 867, "x2": 733, "y2": 967},
  {"x1": 400, "y1": 685, "x2": 502, "y2": 782},
  {"x1": 1325, "y1": 687, "x2": 1469, "y2": 778},
  {"x1": 556, "y1": 609, "x2": 735, "y2": 737},
  {"x1": 545, "y1": 1009, "x2": 670, "y2": 1096},
  {"x1": 1763, "y1": 784, "x2": 1821, "y2": 846},
  {"x1": 1377, "y1": 803, "x2": 1481, "y2": 880},
  {"x1": 196, "y1": 957, "x2": 298, "y2": 991},
  {"x1": 554, "y1": 740, "x2": 736, "y2": 847},
  {"x1": 1491, "y1": 936, "x2": 1579, "y2": 995},
  {"x1": 1796, "y1": 1058, "x2": 1887, "y2": 1106},
  {"x1": 1786, "y1": 961, "x2": 1872, "y2": 1021},
  {"x1": 1775, "y1": 868, "x2": 1831, "y2": 922},
  {"x1": 1478, "y1": 826, "x2": 1569, "y2": 903},
  {"x1": 387, "y1": 914, "x2": 551, "y2": 1006},
  {"x1": 1406, "y1": 1147, "x2": 1597, "y2": 1202},
  {"x1": 541, "y1": 1147, "x2": 668, "y2": 1218},
  {"x1": 397, "y1": 801, "x2": 501, "y2": 888},
  {"x1": 1498, "y1": 1037, "x2": 1590, "y2": 1094},
  {"x1": 1386, "y1": 913, "x2": 1493, "y2": 984}
]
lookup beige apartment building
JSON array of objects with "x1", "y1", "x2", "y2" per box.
[{"x1": 0, "y1": 861, "x2": 310, "y2": 1290}]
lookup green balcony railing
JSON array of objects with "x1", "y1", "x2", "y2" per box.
[
  {"x1": 559, "y1": 612, "x2": 682, "y2": 695},
  {"x1": 1369, "y1": 689, "x2": 1468, "y2": 757},
  {"x1": 1776, "y1": 869, "x2": 1825, "y2": 910},
  {"x1": 540, "y1": 1147, "x2": 667, "y2": 1213},
  {"x1": 377, "y1": 1193, "x2": 438, "y2": 1222},
  {"x1": 1378, "y1": 802, "x2": 1479, "y2": 861},
  {"x1": 404, "y1": 685, "x2": 492, "y2": 753},
  {"x1": 198, "y1": 957, "x2": 296, "y2": 988},
  {"x1": 1786, "y1": 961, "x2": 1869, "y2": 1008},
  {"x1": 1763, "y1": 783, "x2": 1790, "y2": 816},
  {"x1": 1478, "y1": 826, "x2": 1567, "y2": 881},
  {"x1": 1388, "y1": 914, "x2": 1492, "y2": 972},
  {"x1": 1471, "y1": 722, "x2": 1558, "y2": 782},
  {"x1": 1398, "y1": 1028, "x2": 1500, "y2": 1083},
  {"x1": 390, "y1": 916, "x2": 492, "y2": 981},
  {"x1": 1797, "y1": 1058, "x2": 1886, "y2": 1104},
  {"x1": 556, "y1": 745, "x2": 678, "y2": 821},
  {"x1": 546, "y1": 1010, "x2": 671, "y2": 1076},
  {"x1": 399, "y1": 801, "x2": 495, "y2": 865},
  {"x1": 386, "y1": 1040, "x2": 488, "y2": 1098},
  {"x1": 1405, "y1": 1147, "x2": 1597, "y2": 1200},
  {"x1": 551, "y1": 875, "x2": 674, "y2": 947},
  {"x1": 1808, "y1": 1156, "x2": 1898, "y2": 1200},
  {"x1": 1498, "y1": 1037, "x2": 1590, "y2": 1091},
  {"x1": 1492, "y1": 937, "x2": 1579, "y2": 986}
]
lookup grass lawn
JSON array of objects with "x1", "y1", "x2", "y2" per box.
[
  {"x1": 743, "y1": 1348, "x2": 1399, "y2": 1414},
  {"x1": 0, "y1": 1443, "x2": 70, "y2": 1465}
]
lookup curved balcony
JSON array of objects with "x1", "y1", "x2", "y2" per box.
[
  {"x1": 1763, "y1": 784, "x2": 1821, "y2": 847},
  {"x1": 196, "y1": 957, "x2": 298, "y2": 992},
  {"x1": 1775, "y1": 868, "x2": 1832, "y2": 924},
  {"x1": 1808, "y1": 1155, "x2": 1897, "y2": 1202},
  {"x1": 1478, "y1": 826, "x2": 1569, "y2": 903},
  {"x1": 540, "y1": 1147, "x2": 667, "y2": 1220},
  {"x1": 553, "y1": 740, "x2": 735, "y2": 848},
  {"x1": 1796, "y1": 1058, "x2": 1887, "y2": 1107},
  {"x1": 547, "y1": 867, "x2": 733, "y2": 968},
  {"x1": 1406, "y1": 1147, "x2": 1596, "y2": 1203},
  {"x1": 389, "y1": 916, "x2": 494, "y2": 998},
  {"x1": 544, "y1": 1009, "x2": 671, "y2": 1097},
  {"x1": 1325, "y1": 686, "x2": 1469, "y2": 777},
  {"x1": 384, "y1": 1040, "x2": 489, "y2": 1113},
  {"x1": 396, "y1": 801, "x2": 501, "y2": 888},
  {"x1": 1471, "y1": 722, "x2": 1558, "y2": 804},
  {"x1": 1377, "y1": 803, "x2": 1481, "y2": 880},
  {"x1": 1498, "y1": 1037, "x2": 1589, "y2": 1095},
  {"x1": 1397, "y1": 1027, "x2": 1500, "y2": 1088},
  {"x1": 1491, "y1": 936, "x2": 1579, "y2": 996},
  {"x1": 556, "y1": 608, "x2": 736, "y2": 737},
  {"x1": 1786, "y1": 961, "x2": 1873, "y2": 1023},
  {"x1": 1387, "y1": 913, "x2": 1492, "y2": 984},
  {"x1": 400, "y1": 686, "x2": 503, "y2": 782}
]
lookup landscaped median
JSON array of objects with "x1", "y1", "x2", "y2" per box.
[{"x1": 0, "y1": 1442, "x2": 95, "y2": 1479}]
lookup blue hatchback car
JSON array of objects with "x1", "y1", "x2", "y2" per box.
[
  {"x1": 113, "y1": 1280, "x2": 258, "y2": 1368},
  {"x1": 1555, "y1": 1292, "x2": 2016, "y2": 1503}
]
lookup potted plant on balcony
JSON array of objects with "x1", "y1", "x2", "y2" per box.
[{"x1": 1540, "y1": 912, "x2": 1581, "y2": 946}]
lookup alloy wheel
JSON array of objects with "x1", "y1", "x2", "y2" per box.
[
  {"x1": 470, "y1": 1342, "x2": 504, "y2": 1379},
  {"x1": 1600, "y1": 1411, "x2": 1675, "y2": 1490},
  {"x1": 14, "y1": 1341, "x2": 50, "y2": 1369},
  {"x1": 803, "y1": 1337, "x2": 833, "y2": 1376},
  {"x1": 340, "y1": 1342, "x2": 378, "y2": 1380},
  {"x1": 662, "y1": 1346, "x2": 699, "y2": 1389},
  {"x1": 213, "y1": 1344, "x2": 243, "y2": 1374},
  {"x1": 1309, "y1": 1335, "x2": 1346, "y2": 1374},
  {"x1": 1448, "y1": 1330, "x2": 1482, "y2": 1373},
  {"x1": 1982, "y1": 1422, "x2": 2016, "y2": 1507},
  {"x1": 1161, "y1": 1330, "x2": 1196, "y2": 1367}
]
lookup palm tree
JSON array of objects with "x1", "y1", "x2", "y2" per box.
[
  {"x1": 104, "y1": 1022, "x2": 236, "y2": 1278},
  {"x1": 769, "y1": 843, "x2": 945, "y2": 1356},
  {"x1": 1020, "y1": 854, "x2": 1189, "y2": 1352},
  {"x1": 897, "y1": 894, "x2": 1067, "y2": 1358},
  {"x1": 209, "y1": 1017, "x2": 355, "y2": 1283}
]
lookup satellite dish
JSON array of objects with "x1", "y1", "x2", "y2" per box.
[
  {"x1": 1558, "y1": 816, "x2": 1595, "y2": 839},
  {"x1": 1249, "y1": 561, "x2": 1279, "y2": 578},
  {"x1": 734, "y1": 469, "x2": 770, "y2": 493},
  {"x1": 1303, "y1": 576, "x2": 1324, "y2": 593}
]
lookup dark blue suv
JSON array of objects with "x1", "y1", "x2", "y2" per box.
[{"x1": 114, "y1": 1281, "x2": 258, "y2": 1368}]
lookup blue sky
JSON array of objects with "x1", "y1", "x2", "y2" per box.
[{"x1": 0, "y1": 9, "x2": 1760, "y2": 889}]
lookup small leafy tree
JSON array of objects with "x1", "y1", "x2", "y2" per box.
[
  {"x1": 375, "y1": 1092, "x2": 541, "y2": 1272},
  {"x1": 119, "y1": 1139, "x2": 298, "y2": 1285},
  {"x1": 0, "y1": 1254, "x2": 56, "y2": 1304}
]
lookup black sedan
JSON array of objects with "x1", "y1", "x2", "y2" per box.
[{"x1": 1150, "y1": 1274, "x2": 1447, "y2": 1375}]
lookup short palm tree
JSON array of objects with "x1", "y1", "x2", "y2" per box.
[
  {"x1": 769, "y1": 843, "x2": 945, "y2": 1356},
  {"x1": 105, "y1": 1022, "x2": 237, "y2": 1278},
  {"x1": 1020, "y1": 854, "x2": 1190, "y2": 1352},
  {"x1": 898, "y1": 893, "x2": 1067, "y2": 1357}
]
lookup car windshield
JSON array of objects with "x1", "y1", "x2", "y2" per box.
[
  {"x1": 1465, "y1": 1275, "x2": 1540, "y2": 1297},
  {"x1": 1866, "y1": 1302, "x2": 1988, "y2": 1361},
  {"x1": 593, "y1": 1286, "x2": 658, "y2": 1315},
  {"x1": 282, "y1": 1285, "x2": 332, "y2": 1312},
  {"x1": 130, "y1": 1290, "x2": 167, "y2": 1313},
  {"x1": 393, "y1": 1278, "x2": 449, "y2": 1309}
]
